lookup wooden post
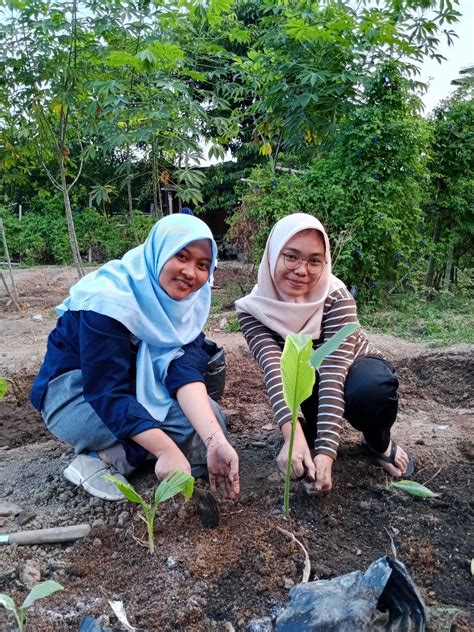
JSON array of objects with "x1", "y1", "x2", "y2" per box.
[{"x1": 0, "y1": 218, "x2": 21, "y2": 310}]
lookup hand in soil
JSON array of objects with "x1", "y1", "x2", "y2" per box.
[
  {"x1": 278, "y1": 424, "x2": 315, "y2": 480},
  {"x1": 206, "y1": 437, "x2": 240, "y2": 500},
  {"x1": 304, "y1": 453, "x2": 333, "y2": 495}
]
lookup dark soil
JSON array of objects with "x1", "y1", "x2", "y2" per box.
[
  {"x1": 0, "y1": 376, "x2": 51, "y2": 449},
  {"x1": 0, "y1": 265, "x2": 473, "y2": 631},
  {"x1": 397, "y1": 351, "x2": 473, "y2": 408}
]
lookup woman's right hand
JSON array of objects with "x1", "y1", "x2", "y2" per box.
[
  {"x1": 154, "y1": 444, "x2": 191, "y2": 480},
  {"x1": 277, "y1": 422, "x2": 316, "y2": 481},
  {"x1": 206, "y1": 433, "x2": 240, "y2": 500}
]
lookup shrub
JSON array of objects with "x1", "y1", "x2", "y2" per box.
[
  {"x1": 232, "y1": 65, "x2": 431, "y2": 301},
  {"x1": 0, "y1": 205, "x2": 156, "y2": 266}
]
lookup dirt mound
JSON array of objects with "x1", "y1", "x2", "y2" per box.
[{"x1": 397, "y1": 346, "x2": 473, "y2": 408}]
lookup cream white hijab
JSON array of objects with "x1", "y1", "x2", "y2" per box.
[{"x1": 235, "y1": 213, "x2": 345, "y2": 338}]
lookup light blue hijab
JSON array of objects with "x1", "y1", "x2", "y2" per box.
[{"x1": 56, "y1": 214, "x2": 217, "y2": 421}]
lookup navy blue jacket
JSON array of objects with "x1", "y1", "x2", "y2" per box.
[{"x1": 30, "y1": 310, "x2": 211, "y2": 465}]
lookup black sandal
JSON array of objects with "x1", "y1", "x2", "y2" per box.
[{"x1": 362, "y1": 440, "x2": 415, "y2": 477}]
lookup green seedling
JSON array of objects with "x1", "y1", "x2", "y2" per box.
[
  {"x1": 106, "y1": 469, "x2": 194, "y2": 554},
  {"x1": 390, "y1": 480, "x2": 439, "y2": 498},
  {"x1": 0, "y1": 377, "x2": 8, "y2": 400},
  {"x1": 281, "y1": 323, "x2": 357, "y2": 516},
  {"x1": 308, "y1": 323, "x2": 358, "y2": 371},
  {"x1": 0, "y1": 580, "x2": 64, "y2": 631},
  {"x1": 281, "y1": 333, "x2": 315, "y2": 516}
]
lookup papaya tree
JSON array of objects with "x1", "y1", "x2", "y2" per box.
[{"x1": 0, "y1": 0, "x2": 105, "y2": 277}]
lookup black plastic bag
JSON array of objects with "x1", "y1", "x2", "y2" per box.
[
  {"x1": 276, "y1": 555, "x2": 427, "y2": 631},
  {"x1": 203, "y1": 338, "x2": 226, "y2": 401}
]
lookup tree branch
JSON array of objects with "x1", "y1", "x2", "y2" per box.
[{"x1": 37, "y1": 151, "x2": 62, "y2": 190}]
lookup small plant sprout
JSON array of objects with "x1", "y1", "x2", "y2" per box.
[
  {"x1": 390, "y1": 480, "x2": 439, "y2": 498},
  {"x1": 106, "y1": 469, "x2": 194, "y2": 554},
  {"x1": 281, "y1": 323, "x2": 357, "y2": 516},
  {"x1": 0, "y1": 377, "x2": 8, "y2": 400},
  {"x1": 0, "y1": 580, "x2": 64, "y2": 631}
]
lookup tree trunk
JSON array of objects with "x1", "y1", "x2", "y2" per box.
[
  {"x1": 425, "y1": 216, "x2": 441, "y2": 289},
  {"x1": 59, "y1": 155, "x2": 84, "y2": 279},
  {"x1": 157, "y1": 180, "x2": 164, "y2": 218},
  {"x1": 151, "y1": 141, "x2": 162, "y2": 219},
  {"x1": 126, "y1": 152, "x2": 139, "y2": 244},
  {"x1": 453, "y1": 245, "x2": 460, "y2": 285},
  {"x1": 0, "y1": 218, "x2": 20, "y2": 309},
  {"x1": 443, "y1": 243, "x2": 454, "y2": 288}
]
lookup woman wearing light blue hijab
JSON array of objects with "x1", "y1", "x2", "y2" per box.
[{"x1": 31, "y1": 214, "x2": 240, "y2": 501}]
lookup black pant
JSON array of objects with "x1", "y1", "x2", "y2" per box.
[{"x1": 300, "y1": 356, "x2": 399, "y2": 453}]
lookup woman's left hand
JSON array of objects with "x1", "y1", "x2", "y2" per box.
[
  {"x1": 206, "y1": 435, "x2": 240, "y2": 500},
  {"x1": 303, "y1": 454, "x2": 333, "y2": 495}
]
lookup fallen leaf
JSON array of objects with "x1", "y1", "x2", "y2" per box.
[{"x1": 390, "y1": 480, "x2": 439, "y2": 498}]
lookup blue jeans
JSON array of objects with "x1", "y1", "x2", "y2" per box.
[{"x1": 41, "y1": 369, "x2": 227, "y2": 476}]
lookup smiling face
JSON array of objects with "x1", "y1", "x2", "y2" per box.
[
  {"x1": 273, "y1": 229, "x2": 326, "y2": 299},
  {"x1": 159, "y1": 239, "x2": 212, "y2": 300}
]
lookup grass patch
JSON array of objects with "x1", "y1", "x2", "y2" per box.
[
  {"x1": 360, "y1": 290, "x2": 473, "y2": 347},
  {"x1": 210, "y1": 294, "x2": 224, "y2": 315},
  {"x1": 224, "y1": 314, "x2": 240, "y2": 333}
]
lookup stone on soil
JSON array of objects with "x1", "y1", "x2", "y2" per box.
[
  {"x1": 0, "y1": 501, "x2": 23, "y2": 516},
  {"x1": 18, "y1": 560, "x2": 41, "y2": 589}
]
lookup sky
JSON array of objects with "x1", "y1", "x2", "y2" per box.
[{"x1": 418, "y1": 0, "x2": 474, "y2": 113}]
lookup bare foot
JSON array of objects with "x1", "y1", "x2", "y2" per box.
[{"x1": 377, "y1": 441, "x2": 410, "y2": 477}]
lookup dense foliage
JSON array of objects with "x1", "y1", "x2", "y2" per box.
[
  {"x1": 0, "y1": 0, "x2": 470, "y2": 300},
  {"x1": 424, "y1": 87, "x2": 474, "y2": 289},
  {"x1": 0, "y1": 202, "x2": 154, "y2": 266},
  {"x1": 232, "y1": 65, "x2": 438, "y2": 297}
]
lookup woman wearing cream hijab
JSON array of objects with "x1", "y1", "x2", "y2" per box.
[{"x1": 235, "y1": 213, "x2": 413, "y2": 494}]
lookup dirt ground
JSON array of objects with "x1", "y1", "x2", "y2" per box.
[{"x1": 0, "y1": 265, "x2": 472, "y2": 632}]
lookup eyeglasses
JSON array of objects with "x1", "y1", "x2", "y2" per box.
[{"x1": 281, "y1": 252, "x2": 326, "y2": 275}]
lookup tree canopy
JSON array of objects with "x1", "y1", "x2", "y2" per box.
[{"x1": 0, "y1": 0, "x2": 470, "y2": 294}]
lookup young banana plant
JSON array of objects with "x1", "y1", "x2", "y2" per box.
[
  {"x1": 281, "y1": 323, "x2": 357, "y2": 515},
  {"x1": 107, "y1": 469, "x2": 194, "y2": 554}
]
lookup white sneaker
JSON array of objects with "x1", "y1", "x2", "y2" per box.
[{"x1": 63, "y1": 454, "x2": 128, "y2": 501}]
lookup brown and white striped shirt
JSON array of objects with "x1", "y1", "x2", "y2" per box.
[{"x1": 237, "y1": 286, "x2": 384, "y2": 459}]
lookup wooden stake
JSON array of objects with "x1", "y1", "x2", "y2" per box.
[{"x1": 0, "y1": 218, "x2": 21, "y2": 310}]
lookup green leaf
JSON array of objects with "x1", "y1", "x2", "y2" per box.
[
  {"x1": 309, "y1": 323, "x2": 358, "y2": 370},
  {"x1": 228, "y1": 28, "x2": 250, "y2": 44},
  {"x1": 21, "y1": 581, "x2": 64, "y2": 610},
  {"x1": 182, "y1": 68, "x2": 207, "y2": 82},
  {"x1": 104, "y1": 475, "x2": 148, "y2": 508},
  {"x1": 0, "y1": 378, "x2": 8, "y2": 400},
  {"x1": 390, "y1": 480, "x2": 440, "y2": 498},
  {"x1": 105, "y1": 51, "x2": 141, "y2": 70},
  {"x1": 0, "y1": 593, "x2": 17, "y2": 614},
  {"x1": 154, "y1": 469, "x2": 195, "y2": 505},
  {"x1": 281, "y1": 333, "x2": 315, "y2": 415}
]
